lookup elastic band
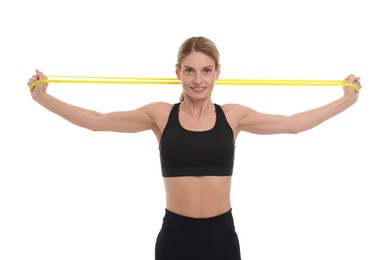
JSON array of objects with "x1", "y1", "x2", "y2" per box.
[{"x1": 29, "y1": 75, "x2": 359, "y2": 92}]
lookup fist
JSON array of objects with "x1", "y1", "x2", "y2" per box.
[{"x1": 28, "y1": 69, "x2": 48, "y2": 96}]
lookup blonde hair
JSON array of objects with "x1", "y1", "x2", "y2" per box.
[{"x1": 177, "y1": 36, "x2": 220, "y2": 102}]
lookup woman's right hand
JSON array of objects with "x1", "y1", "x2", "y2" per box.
[{"x1": 27, "y1": 69, "x2": 48, "y2": 98}]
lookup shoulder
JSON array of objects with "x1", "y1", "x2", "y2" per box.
[
  {"x1": 218, "y1": 103, "x2": 256, "y2": 130},
  {"x1": 220, "y1": 103, "x2": 254, "y2": 117},
  {"x1": 141, "y1": 102, "x2": 175, "y2": 121},
  {"x1": 137, "y1": 102, "x2": 174, "y2": 113},
  {"x1": 143, "y1": 102, "x2": 174, "y2": 111}
]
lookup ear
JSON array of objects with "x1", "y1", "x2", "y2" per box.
[
  {"x1": 216, "y1": 64, "x2": 221, "y2": 80},
  {"x1": 175, "y1": 64, "x2": 181, "y2": 80}
]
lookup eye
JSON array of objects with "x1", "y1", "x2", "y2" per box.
[
  {"x1": 203, "y1": 68, "x2": 212, "y2": 75},
  {"x1": 185, "y1": 68, "x2": 193, "y2": 74}
]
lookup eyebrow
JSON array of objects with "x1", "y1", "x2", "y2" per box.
[{"x1": 182, "y1": 65, "x2": 214, "y2": 69}]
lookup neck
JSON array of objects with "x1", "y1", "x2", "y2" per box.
[{"x1": 180, "y1": 98, "x2": 214, "y2": 119}]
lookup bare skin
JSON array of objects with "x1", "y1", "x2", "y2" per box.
[{"x1": 28, "y1": 52, "x2": 362, "y2": 218}]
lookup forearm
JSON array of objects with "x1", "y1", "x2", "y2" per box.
[
  {"x1": 33, "y1": 93, "x2": 101, "y2": 131},
  {"x1": 291, "y1": 95, "x2": 357, "y2": 133}
]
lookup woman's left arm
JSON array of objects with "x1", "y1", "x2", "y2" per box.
[{"x1": 234, "y1": 74, "x2": 362, "y2": 135}]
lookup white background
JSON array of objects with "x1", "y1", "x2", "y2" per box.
[{"x1": 1, "y1": 0, "x2": 389, "y2": 259}]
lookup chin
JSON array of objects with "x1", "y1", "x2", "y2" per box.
[{"x1": 188, "y1": 94, "x2": 212, "y2": 101}]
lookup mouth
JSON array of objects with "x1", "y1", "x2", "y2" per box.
[{"x1": 190, "y1": 87, "x2": 207, "y2": 93}]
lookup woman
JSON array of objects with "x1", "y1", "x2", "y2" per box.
[{"x1": 28, "y1": 36, "x2": 361, "y2": 260}]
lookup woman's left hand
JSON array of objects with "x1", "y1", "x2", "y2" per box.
[{"x1": 343, "y1": 74, "x2": 361, "y2": 102}]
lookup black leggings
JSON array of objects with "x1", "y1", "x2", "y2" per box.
[{"x1": 155, "y1": 209, "x2": 241, "y2": 260}]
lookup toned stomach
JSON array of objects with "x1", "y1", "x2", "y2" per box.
[{"x1": 163, "y1": 176, "x2": 232, "y2": 218}]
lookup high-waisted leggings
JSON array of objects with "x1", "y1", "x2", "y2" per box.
[{"x1": 155, "y1": 209, "x2": 241, "y2": 260}]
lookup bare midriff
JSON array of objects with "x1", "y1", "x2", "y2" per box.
[{"x1": 163, "y1": 176, "x2": 232, "y2": 218}]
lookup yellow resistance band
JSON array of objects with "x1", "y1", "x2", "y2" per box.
[{"x1": 29, "y1": 75, "x2": 359, "y2": 92}]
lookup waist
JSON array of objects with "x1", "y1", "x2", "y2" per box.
[
  {"x1": 164, "y1": 176, "x2": 232, "y2": 218},
  {"x1": 161, "y1": 208, "x2": 236, "y2": 239}
]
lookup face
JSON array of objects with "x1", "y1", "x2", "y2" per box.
[{"x1": 176, "y1": 51, "x2": 220, "y2": 101}]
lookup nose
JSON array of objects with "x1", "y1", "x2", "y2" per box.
[{"x1": 193, "y1": 73, "x2": 203, "y2": 85}]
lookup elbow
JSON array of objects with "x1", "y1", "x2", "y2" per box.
[
  {"x1": 89, "y1": 127, "x2": 100, "y2": 132},
  {"x1": 290, "y1": 124, "x2": 311, "y2": 135},
  {"x1": 288, "y1": 117, "x2": 308, "y2": 135},
  {"x1": 87, "y1": 112, "x2": 104, "y2": 132},
  {"x1": 281, "y1": 116, "x2": 299, "y2": 134},
  {"x1": 289, "y1": 127, "x2": 301, "y2": 135},
  {"x1": 290, "y1": 124, "x2": 315, "y2": 135}
]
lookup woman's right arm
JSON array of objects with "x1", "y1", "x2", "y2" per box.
[{"x1": 28, "y1": 70, "x2": 159, "y2": 133}]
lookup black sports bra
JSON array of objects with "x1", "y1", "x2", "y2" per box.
[{"x1": 159, "y1": 103, "x2": 235, "y2": 177}]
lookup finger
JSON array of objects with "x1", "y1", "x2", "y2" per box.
[
  {"x1": 354, "y1": 81, "x2": 362, "y2": 90},
  {"x1": 346, "y1": 74, "x2": 359, "y2": 83},
  {"x1": 35, "y1": 69, "x2": 45, "y2": 80},
  {"x1": 345, "y1": 74, "x2": 355, "y2": 81}
]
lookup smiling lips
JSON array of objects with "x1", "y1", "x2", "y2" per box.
[{"x1": 191, "y1": 87, "x2": 207, "y2": 93}]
